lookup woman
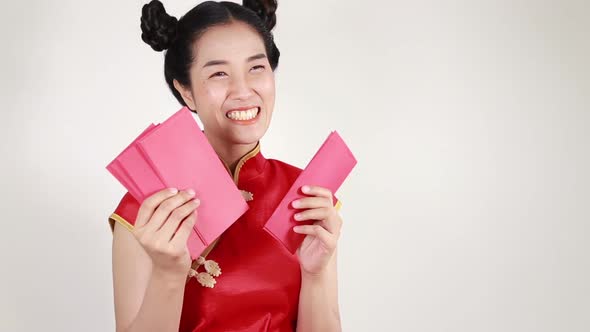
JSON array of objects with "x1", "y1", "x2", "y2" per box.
[{"x1": 109, "y1": 1, "x2": 344, "y2": 331}]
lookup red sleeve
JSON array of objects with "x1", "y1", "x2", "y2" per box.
[{"x1": 108, "y1": 192, "x2": 141, "y2": 233}]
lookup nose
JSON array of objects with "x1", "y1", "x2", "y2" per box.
[{"x1": 228, "y1": 74, "x2": 254, "y2": 101}]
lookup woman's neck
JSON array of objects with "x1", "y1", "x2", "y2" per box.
[{"x1": 205, "y1": 134, "x2": 257, "y2": 175}]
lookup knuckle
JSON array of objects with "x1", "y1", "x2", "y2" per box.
[
  {"x1": 169, "y1": 209, "x2": 183, "y2": 221},
  {"x1": 186, "y1": 212, "x2": 197, "y2": 223},
  {"x1": 152, "y1": 240, "x2": 167, "y2": 253},
  {"x1": 140, "y1": 200, "x2": 155, "y2": 211},
  {"x1": 170, "y1": 247, "x2": 184, "y2": 258},
  {"x1": 182, "y1": 217, "x2": 194, "y2": 228},
  {"x1": 144, "y1": 195, "x2": 156, "y2": 205},
  {"x1": 160, "y1": 200, "x2": 176, "y2": 212}
]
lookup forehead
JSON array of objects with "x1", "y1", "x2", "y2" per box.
[{"x1": 193, "y1": 21, "x2": 266, "y2": 65}]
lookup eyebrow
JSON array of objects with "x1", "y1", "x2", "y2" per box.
[{"x1": 202, "y1": 53, "x2": 267, "y2": 68}]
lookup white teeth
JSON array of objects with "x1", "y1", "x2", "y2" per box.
[{"x1": 227, "y1": 107, "x2": 259, "y2": 121}]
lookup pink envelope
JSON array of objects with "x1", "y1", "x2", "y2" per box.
[
  {"x1": 106, "y1": 107, "x2": 249, "y2": 259},
  {"x1": 136, "y1": 107, "x2": 249, "y2": 251},
  {"x1": 264, "y1": 131, "x2": 357, "y2": 254},
  {"x1": 107, "y1": 124, "x2": 159, "y2": 199}
]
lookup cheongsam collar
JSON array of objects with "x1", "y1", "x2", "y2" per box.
[{"x1": 219, "y1": 141, "x2": 267, "y2": 185}]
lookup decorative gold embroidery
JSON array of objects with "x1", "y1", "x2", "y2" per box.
[
  {"x1": 196, "y1": 272, "x2": 216, "y2": 288},
  {"x1": 188, "y1": 255, "x2": 222, "y2": 288},
  {"x1": 204, "y1": 260, "x2": 221, "y2": 277},
  {"x1": 240, "y1": 190, "x2": 254, "y2": 201},
  {"x1": 196, "y1": 256, "x2": 206, "y2": 265}
]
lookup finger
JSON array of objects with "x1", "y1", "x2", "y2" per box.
[
  {"x1": 291, "y1": 196, "x2": 331, "y2": 210},
  {"x1": 135, "y1": 188, "x2": 180, "y2": 228},
  {"x1": 318, "y1": 215, "x2": 342, "y2": 236},
  {"x1": 293, "y1": 224, "x2": 336, "y2": 250},
  {"x1": 301, "y1": 185, "x2": 333, "y2": 203},
  {"x1": 297, "y1": 210, "x2": 341, "y2": 235},
  {"x1": 159, "y1": 198, "x2": 200, "y2": 241},
  {"x1": 294, "y1": 207, "x2": 333, "y2": 223},
  {"x1": 169, "y1": 212, "x2": 197, "y2": 246},
  {"x1": 142, "y1": 189, "x2": 196, "y2": 233}
]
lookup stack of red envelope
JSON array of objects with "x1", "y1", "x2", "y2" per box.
[
  {"x1": 106, "y1": 106, "x2": 357, "y2": 257},
  {"x1": 106, "y1": 107, "x2": 249, "y2": 259}
]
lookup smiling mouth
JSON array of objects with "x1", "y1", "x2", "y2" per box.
[{"x1": 226, "y1": 107, "x2": 260, "y2": 121}]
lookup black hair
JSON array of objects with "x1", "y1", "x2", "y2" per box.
[{"x1": 139, "y1": 0, "x2": 280, "y2": 109}]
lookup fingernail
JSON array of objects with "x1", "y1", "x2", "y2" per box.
[
  {"x1": 302, "y1": 185, "x2": 310, "y2": 193},
  {"x1": 193, "y1": 198, "x2": 200, "y2": 205},
  {"x1": 187, "y1": 189, "x2": 195, "y2": 196},
  {"x1": 291, "y1": 200, "x2": 300, "y2": 208},
  {"x1": 294, "y1": 213, "x2": 302, "y2": 221},
  {"x1": 169, "y1": 188, "x2": 178, "y2": 194}
]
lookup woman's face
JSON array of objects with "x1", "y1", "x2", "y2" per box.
[{"x1": 175, "y1": 21, "x2": 275, "y2": 146}]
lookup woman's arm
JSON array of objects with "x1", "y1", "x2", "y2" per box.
[
  {"x1": 112, "y1": 221, "x2": 188, "y2": 332},
  {"x1": 111, "y1": 188, "x2": 199, "y2": 332},
  {"x1": 291, "y1": 185, "x2": 344, "y2": 332},
  {"x1": 296, "y1": 248, "x2": 342, "y2": 332}
]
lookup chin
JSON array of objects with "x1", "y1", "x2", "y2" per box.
[{"x1": 226, "y1": 128, "x2": 265, "y2": 145}]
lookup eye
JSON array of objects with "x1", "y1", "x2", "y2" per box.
[
  {"x1": 210, "y1": 71, "x2": 227, "y2": 78},
  {"x1": 251, "y1": 65, "x2": 265, "y2": 72}
]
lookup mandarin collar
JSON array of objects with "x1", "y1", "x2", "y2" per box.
[{"x1": 219, "y1": 142, "x2": 267, "y2": 185}]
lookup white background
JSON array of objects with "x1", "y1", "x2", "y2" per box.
[{"x1": 1, "y1": 0, "x2": 589, "y2": 331}]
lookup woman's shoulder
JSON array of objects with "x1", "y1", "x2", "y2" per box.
[
  {"x1": 265, "y1": 157, "x2": 303, "y2": 177},
  {"x1": 108, "y1": 192, "x2": 140, "y2": 232}
]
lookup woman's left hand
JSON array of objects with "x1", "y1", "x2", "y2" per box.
[{"x1": 292, "y1": 185, "x2": 343, "y2": 276}]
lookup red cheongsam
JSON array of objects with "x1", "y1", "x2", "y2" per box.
[{"x1": 108, "y1": 142, "x2": 341, "y2": 332}]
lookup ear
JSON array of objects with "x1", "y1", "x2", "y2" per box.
[{"x1": 173, "y1": 79, "x2": 197, "y2": 111}]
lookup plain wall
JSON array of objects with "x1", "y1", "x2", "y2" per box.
[{"x1": 1, "y1": 0, "x2": 588, "y2": 331}]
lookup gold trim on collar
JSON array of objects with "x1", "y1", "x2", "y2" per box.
[
  {"x1": 232, "y1": 142, "x2": 261, "y2": 184},
  {"x1": 218, "y1": 142, "x2": 261, "y2": 184}
]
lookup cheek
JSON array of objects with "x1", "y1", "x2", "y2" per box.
[
  {"x1": 199, "y1": 82, "x2": 227, "y2": 107},
  {"x1": 256, "y1": 74, "x2": 275, "y2": 104}
]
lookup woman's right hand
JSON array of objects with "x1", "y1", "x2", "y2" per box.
[{"x1": 132, "y1": 188, "x2": 200, "y2": 277}]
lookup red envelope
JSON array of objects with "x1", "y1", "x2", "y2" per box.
[
  {"x1": 264, "y1": 131, "x2": 357, "y2": 254},
  {"x1": 107, "y1": 124, "x2": 159, "y2": 199},
  {"x1": 106, "y1": 107, "x2": 249, "y2": 259},
  {"x1": 136, "y1": 107, "x2": 249, "y2": 249}
]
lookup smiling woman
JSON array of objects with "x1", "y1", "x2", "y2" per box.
[
  {"x1": 108, "y1": 1, "x2": 344, "y2": 332},
  {"x1": 172, "y1": 20, "x2": 276, "y2": 159}
]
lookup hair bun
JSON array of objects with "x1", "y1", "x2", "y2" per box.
[
  {"x1": 243, "y1": 0, "x2": 277, "y2": 31},
  {"x1": 140, "y1": 0, "x2": 178, "y2": 52}
]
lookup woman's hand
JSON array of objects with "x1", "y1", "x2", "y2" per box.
[
  {"x1": 132, "y1": 188, "x2": 200, "y2": 277},
  {"x1": 292, "y1": 185, "x2": 343, "y2": 277}
]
